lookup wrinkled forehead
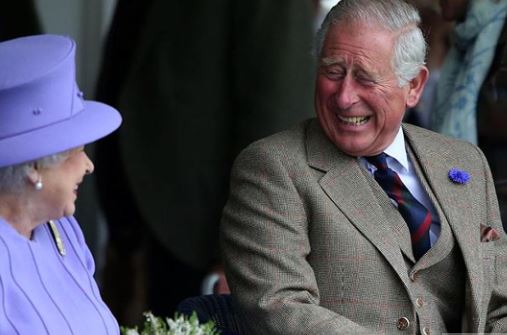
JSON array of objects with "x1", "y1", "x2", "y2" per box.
[{"x1": 319, "y1": 21, "x2": 398, "y2": 72}]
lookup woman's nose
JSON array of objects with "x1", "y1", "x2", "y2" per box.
[{"x1": 85, "y1": 155, "x2": 95, "y2": 175}]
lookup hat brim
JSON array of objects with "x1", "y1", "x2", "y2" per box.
[{"x1": 0, "y1": 101, "x2": 121, "y2": 168}]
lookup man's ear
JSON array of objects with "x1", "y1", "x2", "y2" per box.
[{"x1": 406, "y1": 66, "x2": 429, "y2": 108}]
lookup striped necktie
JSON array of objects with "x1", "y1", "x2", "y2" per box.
[{"x1": 366, "y1": 153, "x2": 432, "y2": 260}]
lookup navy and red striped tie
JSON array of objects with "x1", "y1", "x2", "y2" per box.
[{"x1": 366, "y1": 153, "x2": 432, "y2": 260}]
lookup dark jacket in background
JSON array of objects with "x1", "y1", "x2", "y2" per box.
[
  {"x1": 95, "y1": 0, "x2": 316, "y2": 325},
  {"x1": 0, "y1": 1, "x2": 41, "y2": 41},
  {"x1": 478, "y1": 20, "x2": 507, "y2": 230}
]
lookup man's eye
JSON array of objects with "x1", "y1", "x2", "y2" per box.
[
  {"x1": 324, "y1": 68, "x2": 344, "y2": 79},
  {"x1": 356, "y1": 75, "x2": 376, "y2": 85}
]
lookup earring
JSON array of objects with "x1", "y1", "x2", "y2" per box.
[{"x1": 35, "y1": 178, "x2": 43, "y2": 191}]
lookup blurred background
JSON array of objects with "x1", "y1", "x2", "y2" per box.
[{"x1": 3, "y1": 0, "x2": 507, "y2": 328}]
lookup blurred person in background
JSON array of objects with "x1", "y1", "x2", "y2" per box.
[
  {"x1": 94, "y1": 0, "x2": 316, "y2": 326},
  {"x1": 0, "y1": 34, "x2": 121, "y2": 334},
  {"x1": 432, "y1": 0, "x2": 507, "y2": 229},
  {"x1": 431, "y1": 0, "x2": 507, "y2": 144}
]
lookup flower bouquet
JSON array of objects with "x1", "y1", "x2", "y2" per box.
[{"x1": 121, "y1": 311, "x2": 220, "y2": 335}]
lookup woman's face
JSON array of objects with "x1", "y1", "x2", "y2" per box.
[
  {"x1": 38, "y1": 146, "x2": 94, "y2": 219},
  {"x1": 439, "y1": 0, "x2": 469, "y2": 21}
]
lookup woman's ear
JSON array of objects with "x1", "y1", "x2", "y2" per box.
[
  {"x1": 406, "y1": 66, "x2": 429, "y2": 108},
  {"x1": 26, "y1": 164, "x2": 39, "y2": 185}
]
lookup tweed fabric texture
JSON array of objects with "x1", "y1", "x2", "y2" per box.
[{"x1": 220, "y1": 119, "x2": 507, "y2": 334}]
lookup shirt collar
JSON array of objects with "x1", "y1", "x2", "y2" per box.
[{"x1": 383, "y1": 126, "x2": 409, "y2": 172}]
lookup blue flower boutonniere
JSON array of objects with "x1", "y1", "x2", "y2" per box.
[{"x1": 448, "y1": 168, "x2": 470, "y2": 185}]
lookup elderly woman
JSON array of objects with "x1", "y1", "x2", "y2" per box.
[{"x1": 0, "y1": 35, "x2": 121, "y2": 334}]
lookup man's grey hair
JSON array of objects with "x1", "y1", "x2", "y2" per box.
[
  {"x1": 0, "y1": 151, "x2": 70, "y2": 194},
  {"x1": 315, "y1": 0, "x2": 427, "y2": 86}
]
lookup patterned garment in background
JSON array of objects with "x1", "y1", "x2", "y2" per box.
[{"x1": 432, "y1": 0, "x2": 507, "y2": 144}]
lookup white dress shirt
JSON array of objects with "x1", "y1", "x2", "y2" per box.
[{"x1": 360, "y1": 127, "x2": 441, "y2": 246}]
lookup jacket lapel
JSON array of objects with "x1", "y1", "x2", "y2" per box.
[
  {"x1": 406, "y1": 143, "x2": 454, "y2": 269},
  {"x1": 403, "y1": 124, "x2": 482, "y2": 327},
  {"x1": 306, "y1": 121, "x2": 412, "y2": 288}
]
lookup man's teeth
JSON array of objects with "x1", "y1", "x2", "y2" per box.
[{"x1": 337, "y1": 115, "x2": 369, "y2": 125}]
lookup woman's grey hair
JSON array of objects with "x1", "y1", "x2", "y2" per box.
[
  {"x1": 0, "y1": 151, "x2": 70, "y2": 194},
  {"x1": 315, "y1": 0, "x2": 427, "y2": 87}
]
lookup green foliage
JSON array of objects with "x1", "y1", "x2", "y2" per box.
[{"x1": 121, "y1": 311, "x2": 220, "y2": 335}]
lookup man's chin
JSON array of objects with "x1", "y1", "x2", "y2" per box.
[{"x1": 331, "y1": 136, "x2": 376, "y2": 157}]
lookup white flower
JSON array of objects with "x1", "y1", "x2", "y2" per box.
[{"x1": 121, "y1": 311, "x2": 219, "y2": 335}]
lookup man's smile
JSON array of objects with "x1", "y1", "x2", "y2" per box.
[{"x1": 336, "y1": 115, "x2": 371, "y2": 126}]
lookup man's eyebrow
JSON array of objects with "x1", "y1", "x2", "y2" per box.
[
  {"x1": 320, "y1": 56, "x2": 345, "y2": 66},
  {"x1": 321, "y1": 56, "x2": 374, "y2": 73}
]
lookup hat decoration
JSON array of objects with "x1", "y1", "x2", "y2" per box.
[{"x1": 0, "y1": 34, "x2": 121, "y2": 168}]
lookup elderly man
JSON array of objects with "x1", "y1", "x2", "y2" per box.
[{"x1": 220, "y1": 0, "x2": 507, "y2": 333}]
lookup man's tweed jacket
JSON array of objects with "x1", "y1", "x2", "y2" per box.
[{"x1": 220, "y1": 119, "x2": 507, "y2": 334}]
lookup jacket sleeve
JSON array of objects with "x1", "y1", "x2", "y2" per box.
[{"x1": 220, "y1": 141, "x2": 371, "y2": 335}]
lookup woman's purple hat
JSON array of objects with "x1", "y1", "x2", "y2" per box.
[{"x1": 0, "y1": 34, "x2": 121, "y2": 168}]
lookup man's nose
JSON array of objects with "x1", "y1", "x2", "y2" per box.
[{"x1": 334, "y1": 76, "x2": 359, "y2": 109}]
